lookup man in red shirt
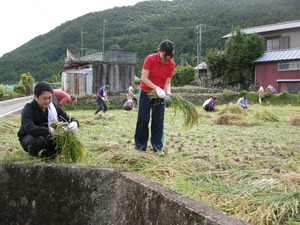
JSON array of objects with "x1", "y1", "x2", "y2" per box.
[
  {"x1": 52, "y1": 90, "x2": 76, "y2": 107},
  {"x1": 134, "y1": 40, "x2": 175, "y2": 155}
]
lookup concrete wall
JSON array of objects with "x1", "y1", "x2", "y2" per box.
[{"x1": 0, "y1": 162, "x2": 249, "y2": 225}]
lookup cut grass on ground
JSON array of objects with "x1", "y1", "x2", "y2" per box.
[{"x1": 0, "y1": 104, "x2": 299, "y2": 225}]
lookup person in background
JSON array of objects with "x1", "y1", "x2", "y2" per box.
[
  {"x1": 257, "y1": 86, "x2": 265, "y2": 104},
  {"x1": 203, "y1": 96, "x2": 217, "y2": 112},
  {"x1": 134, "y1": 40, "x2": 175, "y2": 155},
  {"x1": 237, "y1": 95, "x2": 249, "y2": 109},
  {"x1": 266, "y1": 85, "x2": 277, "y2": 94},
  {"x1": 94, "y1": 85, "x2": 109, "y2": 115},
  {"x1": 126, "y1": 86, "x2": 136, "y2": 100},
  {"x1": 52, "y1": 89, "x2": 76, "y2": 107},
  {"x1": 123, "y1": 97, "x2": 137, "y2": 111},
  {"x1": 18, "y1": 81, "x2": 79, "y2": 160}
]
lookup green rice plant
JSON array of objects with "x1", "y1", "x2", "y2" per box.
[
  {"x1": 50, "y1": 121, "x2": 86, "y2": 163},
  {"x1": 279, "y1": 91, "x2": 291, "y2": 99},
  {"x1": 149, "y1": 91, "x2": 199, "y2": 129},
  {"x1": 169, "y1": 94, "x2": 199, "y2": 129},
  {"x1": 264, "y1": 92, "x2": 273, "y2": 98}
]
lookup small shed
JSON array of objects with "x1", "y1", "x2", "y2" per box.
[
  {"x1": 62, "y1": 50, "x2": 136, "y2": 95},
  {"x1": 253, "y1": 48, "x2": 300, "y2": 92},
  {"x1": 194, "y1": 62, "x2": 208, "y2": 77},
  {"x1": 61, "y1": 68, "x2": 93, "y2": 95}
]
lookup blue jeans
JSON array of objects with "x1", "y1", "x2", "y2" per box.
[
  {"x1": 134, "y1": 90, "x2": 165, "y2": 152},
  {"x1": 95, "y1": 97, "x2": 107, "y2": 114}
]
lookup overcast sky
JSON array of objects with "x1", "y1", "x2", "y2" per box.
[{"x1": 0, "y1": 0, "x2": 145, "y2": 57}]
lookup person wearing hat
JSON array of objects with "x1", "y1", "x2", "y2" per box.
[
  {"x1": 94, "y1": 85, "x2": 109, "y2": 115},
  {"x1": 237, "y1": 95, "x2": 249, "y2": 109},
  {"x1": 52, "y1": 89, "x2": 77, "y2": 107},
  {"x1": 203, "y1": 96, "x2": 217, "y2": 112}
]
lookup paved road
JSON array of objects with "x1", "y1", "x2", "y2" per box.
[{"x1": 0, "y1": 96, "x2": 33, "y2": 119}]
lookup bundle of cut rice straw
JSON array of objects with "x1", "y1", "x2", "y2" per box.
[
  {"x1": 149, "y1": 91, "x2": 199, "y2": 129},
  {"x1": 50, "y1": 121, "x2": 85, "y2": 163}
]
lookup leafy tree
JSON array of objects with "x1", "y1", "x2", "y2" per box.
[
  {"x1": 13, "y1": 84, "x2": 26, "y2": 95},
  {"x1": 205, "y1": 48, "x2": 227, "y2": 80},
  {"x1": 172, "y1": 65, "x2": 196, "y2": 86},
  {"x1": 224, "y1": 27, "x2": 265, "y2": 88},
  {"x1": 20, "y1": 73, "x2": 34, "y2": 95},
  {"x1": 109, "y1": 45, "x2": 123, "y2": 51}
]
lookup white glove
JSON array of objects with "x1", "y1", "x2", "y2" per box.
[
  {"x1": 155, "y1": 87, "x2": 166, "y2": 99},
  {"x1": 49, "y1": 127, "x2": 56, "y2": 136},
  {"x1": 67, "y1": 121, "x2": 78, "y2": 133}
]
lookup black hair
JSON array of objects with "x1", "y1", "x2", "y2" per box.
[
  {"x1": 159, "y1": 40, "x2": 174, "y2": 58},
  {"x1": 71, "y1": 96, "x2": 77, "y2": 102},
  {"x1": 34, "y1": 81, "x2": 53, "y2": 97},
  {"x1": 132, "y1": 97, "x2": 138, "y2": 102}
]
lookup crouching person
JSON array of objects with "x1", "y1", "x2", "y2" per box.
[
  {"x1": 203, "y1": 96, "x2": 217, "y2": 112},
  {"x1": 123, "y1": 97, "x2": 137, "y2": 111},
  {"x1": 17, "y1": 81, "x2": 79, "y2": 160}
]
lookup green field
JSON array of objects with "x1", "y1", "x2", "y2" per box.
[{"x1": 1, "y1": 103, "x2": 299, "y2": 224}]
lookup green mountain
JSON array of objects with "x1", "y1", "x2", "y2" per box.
[{"x1": 0, "y1": 0, "x2": 299, "y2": 84}]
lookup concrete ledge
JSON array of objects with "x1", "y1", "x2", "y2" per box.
[{"x1": 0, "y1": 162, "x2": 248, "y2": 225}]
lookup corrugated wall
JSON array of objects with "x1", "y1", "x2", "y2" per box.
[{"x1": 92, "y1": 62, "x2": 135, "y2": 93}]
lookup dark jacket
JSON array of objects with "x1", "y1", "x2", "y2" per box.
[{"x1": 17, "y1": 100, "x2": 78, "y2": 142}]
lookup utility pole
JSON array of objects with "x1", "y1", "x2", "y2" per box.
[
  {"x1": 80, "y1": 26, "x2": 87, "y2": 57},
  {"x1": 196, "y1": 24, "x2": 205, "y2": 79},
  {"x1": 102, "y1": 20, "x2": 108, "y2": 59}
]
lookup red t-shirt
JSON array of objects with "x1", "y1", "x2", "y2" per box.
[
  {"x1": 53, "y1": 90, "x2": 72, "y2": 107},
  {"x1": 140, "y1": 53, "x2": 175, "y2": 92}
]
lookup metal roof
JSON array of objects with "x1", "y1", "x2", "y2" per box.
[
  {"x1": 194, "y1": 62, "x2": 207, "y2": 70},
  {"x1": 222, "y1": 20, "x2": 300, "y2": 39},
  {"x1": 253, "y1": 48, "x2": 300, "y2": 63},
  {"x1": 277, "y1": 79, "x2": 300, "y2": 82}
]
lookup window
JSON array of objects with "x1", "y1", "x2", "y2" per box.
[
  {"x1": 267, "y1": 36, "x2": 289, "y2": 51},
  {"x1": 278, "y1": 61, "x2": 300, "y2": 71}
]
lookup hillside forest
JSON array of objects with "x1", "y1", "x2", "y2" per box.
[{"x1": 0, "y1": 0, "x2": 300, "y2": 84}]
